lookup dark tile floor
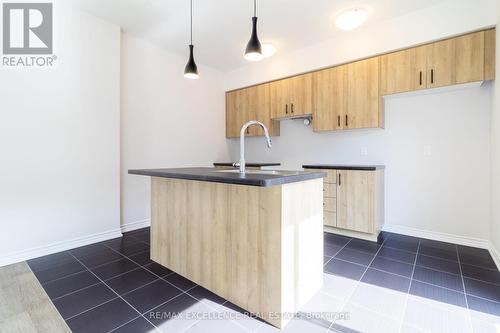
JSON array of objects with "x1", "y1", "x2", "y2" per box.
[{"x1": 27, "y1": 228, "x2": 500, "y2": 333}]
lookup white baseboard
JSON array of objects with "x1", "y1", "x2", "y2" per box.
[
  {"x1": 382, "y1": 224, "x2": 490, "y2": 249},
  {"x1": 121, "y1": 219, "x2": 150, "y2": 233},
  {"x1": 489, "y1": 242, "x2": 500, "y2": 271},
  {"x1": 0, "y1": 228, "x2": 123, "y2": 268}
]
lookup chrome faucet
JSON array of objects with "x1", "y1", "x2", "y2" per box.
[{"x1": 234, "y1": 120, "x2": 272, "y2": 174}]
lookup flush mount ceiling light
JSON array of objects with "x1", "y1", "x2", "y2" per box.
[
  {"x1": 261, "y1": 43, "x2": 277, "y2": 58},
  {"x1": 335, "y1": 8, "x2": 369, "y2": 31},
  {"x1": 184, "y1": 0, "x2": 199, "y2": 79},
  {"x1": 244, "y1": 0, "x2": 263, "y2": 61}
]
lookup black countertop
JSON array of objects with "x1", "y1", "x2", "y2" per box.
[
  {"x1": 302, "y1": 164, "x2": 385, "y2": 171},
  {"x1": 213, "y1": 162, "x2": 281, "y2": 167},
  {"x1": 129, "y1": 167, "x2": 325, "y2": 187}
]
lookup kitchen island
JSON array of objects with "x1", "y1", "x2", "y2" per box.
[{"x1": 129, "y1": 167, "x2": 325, "y2": 328}]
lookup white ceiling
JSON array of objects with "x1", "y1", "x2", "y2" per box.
[{"x1": 69, "y1": 0, "x2": 446, "y2": 72}]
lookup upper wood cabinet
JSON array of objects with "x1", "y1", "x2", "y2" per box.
[
  {"x1": 270, "y1": 73, "x2": 313, "y2": 119},
  {"x1": 381, "y1": 30, "x2": 494, "y2": 95},
  {"x1": 345, "y1": 58, "x2": 380, "y2": 129},
  {"x1": 425, "y1": 38, "x2": 456, "y2": 88},
  {"x1": 226, "y1": 83, "x2": 279, "y2": 138},
  {"x1": 455, "y1": 31, "x2": 485, "y2": 84},
  {"x1": 380, "y1": 47, "x2": 426, "y2": 94},
  {"x1": 485, "y1": 29, "x2": 496, "y2": 80},
  {"x1": 312, "y1": 66, "x2": 345, "y2": 131},
  {"x1": 313, "y1": 58, "x2": 380, "y2": 131}
]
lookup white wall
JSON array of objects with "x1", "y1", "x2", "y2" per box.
[
  {"x1": 120, "y1": 34, "x2": 229, "y2": 230},
  {"x1": 224, "y1": 0, "x2": 496, "y2": 245},
  {"x1": 490, "y1": 0, "x2": 500, "y2": 265},
  {"x1": 0, "y1": 4, "x2": 121, "y2": 266}
]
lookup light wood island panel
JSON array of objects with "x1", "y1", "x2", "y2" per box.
[{"x1": 150, "y1": 177, "x2": 324, "y2": 328}]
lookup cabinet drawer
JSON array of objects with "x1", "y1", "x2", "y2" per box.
[
  {"x1": 324, "y1": 197, "x2": 336, "y2": 212},
  {"x1": 324, "y1": 170, "x2": 337, "y2": 183},
  {"x1": 324, "y1": 211, "x2": 336, "y2": 227},
  {"x1": 324, "y1": 183, "x2": 336, "y2": 197},
  {"x1": 305, "y1": 168, "x2": 336, "y2": 183}
]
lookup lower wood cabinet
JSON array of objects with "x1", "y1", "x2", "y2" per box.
[{"x1": 304, "y1": 167, "x2": 384, "y2": 242}]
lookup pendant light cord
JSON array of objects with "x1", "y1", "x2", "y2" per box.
[
  {"x1": 190, "y1": 0, "x2": 193, "y2": 44},
  {"x1": 253, "y1": 0, "x2": 256, "y2": 17}
]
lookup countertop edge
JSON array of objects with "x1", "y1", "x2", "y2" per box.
[
  {"x1": 213, "y1": 162, "x2": 281, "y2": 167},
  {"x1": 302, "y1": 165, "x2": 385, "y2": 171},
  {"x1": 128, "y1": 169, "x2": 326, "y2": 187}
]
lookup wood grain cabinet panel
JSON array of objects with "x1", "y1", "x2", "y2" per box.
[
  {"x1": 270, "y1": 74, "x2": 313, "y2": 119},
  {"x1": 425, "y1": 38, "x2": 456, "y2": 88},
  {"x1": 336, "y1": 170, "x2": 376, "y2": 234},
  {"x1": 270, "y1": 78, "x2": 290, "y2": 119},
  {"x1": 455, "y1": 31, "x2": 485, "y2": 84},
  {"x1": 226, "y1": 84, "x2": 278, "y2": 138},
  {"x1": 485, "y1": 29, "x2": 496, "y2": 80},
  {"x1": 313, "y1": 66, "x2": 345, "y2": 132},
  {"x1": 324, "y1": 183, "x2": 336, "y2": 197},
  {"x1": 380, "y1": 48, "x2": 427, "y2": 95},
  {"x1": 289, "y1": 73, "x2": 313, "y2": 116},
  {"x1": 324, "y1": 197, "x2": 336, "y2": 212},
  {"x1": 324, "y1": 211, "x2": 336, "y2": 227},
  {"x1": 226, "y1": 90, "x2": 247, "y2": 138},
  {"x1": 345, "y1": 58, "x2": 380, "y2": 129}
]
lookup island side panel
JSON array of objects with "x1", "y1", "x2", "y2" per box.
[
  {"x1": 281, "y1": 178, "x2": 324, "y2": 325},
  {"x1": 150, "y1": 177, "x2": 283, "y2": 327}
]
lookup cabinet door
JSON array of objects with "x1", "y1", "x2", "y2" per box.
[
  {"x1": 226, "y1": 90, "x2": 248, "y2": 138},
  {"x1": 312, "y1": 66, "x2": 345, "y2": 131},
  {"x1": 380, "y1": 48, "x2": 426, "y2": 95},
  {"x1": 245, "y1": 83, "x2": 279, "y2": 136},
  {"x1": 345, "y1": 58, "x2": 380, "y2": 129},
  {"x1": 426, "y1": 38, "x2": 455, "y2": 88},
  {"x1": 288, "y1": 73, "x2": 313, "y2": 116},
  {"x1": 270, "y1": 79, "x2": 290, "y2": 119},
  {"x1": 336, "y1": 170, "x2": 375, "y2": 234},
  {"x1": 455, "y1": 31, "x2": 485, "y2": 84},
  {"x1": 484, "y1": 29, "x2": 496, "y2": 81}
]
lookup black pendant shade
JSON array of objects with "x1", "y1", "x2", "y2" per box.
[
  {"x1": 244, "y1": 0, "x2": 263, "y2": 61},
  {"x1": 184, "y1": 0, "x2": 199, "y2": 79},
  {"x1": 184, "y1": 44, "x2": 199, "y2": 79},
  {"x1": 244, "y1": 17, "x2": 262, "y2": 61}
]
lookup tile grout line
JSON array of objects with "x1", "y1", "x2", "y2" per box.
[
  {"x1": 106, "y1": 315, "x2": 152, "y2": 333},
  {"x1": 39, "y1": 267, "x2": 89, "y2": 286},
  {"x1": 51, "y1": 281, "x2": 103, "y2": 302},
  {"x1": 67, "y1": 252, "x2": 162, "y2": 333},
  {"x1": 320, "y1": 237, "x2": 354, "y2": 332},
  {"x1": 64, "y1": 296, "x2": 121, "y2": 321},
  {"x1": 51, "y1": 259, "x2": 176, "y2": 303},
  {"x1": 327, "y1": 236, "x2": 389, "y2": 332},
  {"x1": 398, "y1": 239, "x2": 420, "y2": 333},
  {"x1": 456, "y1": 245, "x2": 474, "y2": 333},
  {"x1": 101, "y1": 241, "x2": 206, "y2": 333}
]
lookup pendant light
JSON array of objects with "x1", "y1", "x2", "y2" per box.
[
  {"x1": 184, "y1": 0, "x2": 199, "y2": 79},
  {"x1": 244, "y1": 0, "x2": 263, "y2": 61}
]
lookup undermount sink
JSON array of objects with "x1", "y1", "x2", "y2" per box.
[{"x1": 215, "y1": 169, "x2": 299, "y2": 175}]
